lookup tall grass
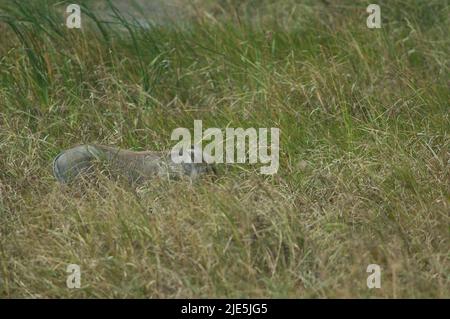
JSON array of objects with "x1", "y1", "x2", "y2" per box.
[{"x1": 0, "y1": 0, "x2": 448, "y2": 297}]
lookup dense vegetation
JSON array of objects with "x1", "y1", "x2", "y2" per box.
[{"x1": 0, "y1": 0, "x2": 448, "y2": 297}]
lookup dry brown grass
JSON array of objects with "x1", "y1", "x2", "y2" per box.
[{"x1": 0, "y1": 0, "x2": 448, "y2": 298}]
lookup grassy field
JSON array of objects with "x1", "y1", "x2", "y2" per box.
[{"x1": 0, "y1": 0, "x2": 448, "y2": 298}]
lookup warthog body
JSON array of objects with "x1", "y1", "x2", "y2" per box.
[{"x1": 53, "y1": 144, "x2": 214, "y2": 183}]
